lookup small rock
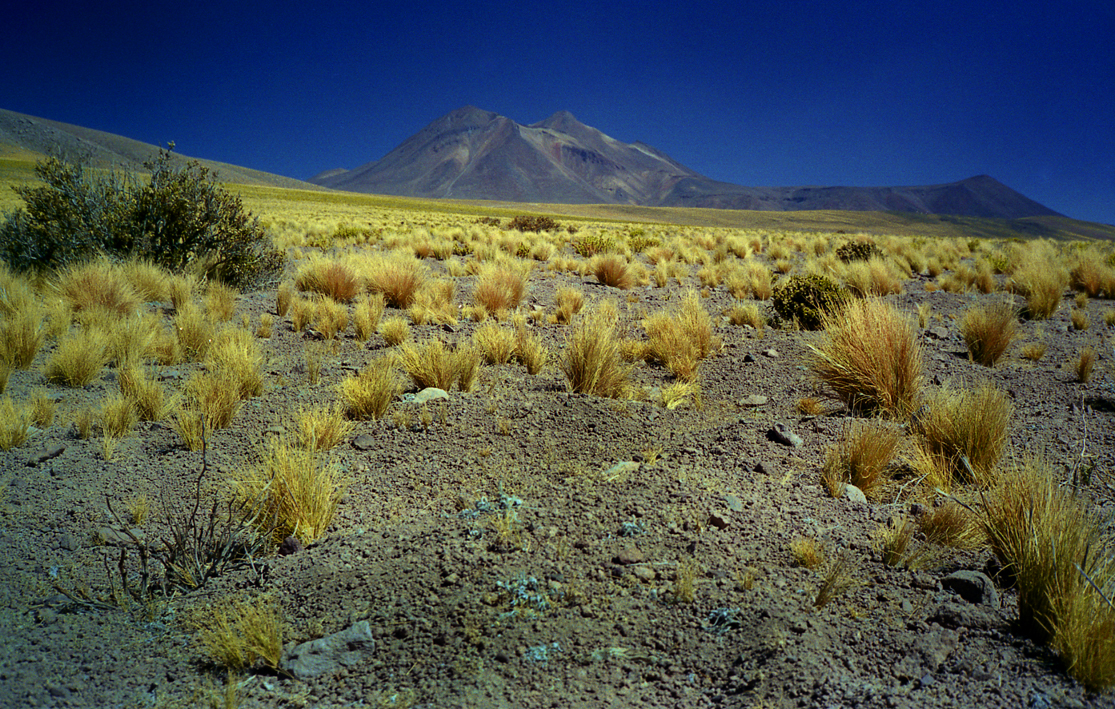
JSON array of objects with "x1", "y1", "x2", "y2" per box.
[
  {"x1": 29, "y1": 444, "x2": 66, "y2": 466},
  {"x1": 739, "y1": 394, "x2": 768, "y2": 407},
  {"x1": 928, "y1": 602, "x2": 1007, "y2": 632},
  {"x1": 743, "y1": 352, "x2": 756, "y2": 363},
  {"x1": 614, "y1": 546, "x2": 645, "y2": 565},
  {"x1": 263, "y1": 426, "x2": 285, "y2": 437},
  {"x1": 351, "y1": 433, "x2": 376, "y2": 451},
  {"x1": 767, "y1": 422, "x2": 803, "y2": 447},
  {"x1": 841, "y1": 484, "x2": 867, "y2": 504},
  {"x1": 278, "y1": 536, "x2": 304, "y2": 556},
  {"x1": 708, "y1": 511, "x2": 731, "y2": 530},
  {"x1": 762, "y1": 348, "x2": 780, "y2": 358},
  {"x1": 92, "y1": 527, "x2": 144, "y2": 546},
  {"x1": 723, "y1": 494, "x2": 744, "y2": 512},
  {"x1": 58, "y1": 533, "x2": 79, "y2": 551},
  {"x1": 927, "y1": 326, "x2": 950, "y2": 340},
  {"x1": 603, "y1": 461, "x2": 639, "y2": 479},
  {"x1": 940, "y1": 570, "x2": 999, "y2": 608},
  {"x1": 412, "y1": 388, "x2": 449, "y2": 405},
  {"x1": 631, "y1": 565, "x2": 656, "y2": 582},
  {"x1": 281, "y1": 621, "x2": 375, "y2": 679},
  {"x1": 753, "y1": 461, "x2": 776, "y2": 475}
]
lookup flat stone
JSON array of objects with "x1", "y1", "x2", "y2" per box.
[
  {"x1": 29, "y1": 443, "x2": 66, "y2": 466},
  {"x1": 723, "y1": 494, "x2": 744, "y2": 512},
  {"x1": 281, "y1": 621, "x2": 375, "y2": 679},
  {"x1": 352, "y1": 433, "x2": 376, "y2": 451},
  {"x1": 708, "y1": 511, "x2": 731, "y2": 530},
  {"x1": 603, "y1": 461, "x2": 639, "y2": 480},
  {"x1": 92, "y1": 526, "x2": 144, "y2": 546},
  {"x1": 412, "y1": 388, "x2": 449, "y2": 405},
  {"x1": 58, "y1": 533, "x2": 79, "y2": 551},
  {"x1": 631, "y1": 565, "x2": 656, "y2": 582},
  {"x1": 739, "y1": 394, "x2": 768, "y2": 407},
  {"x1": 762, "y1": 348, "x2": 780, "y2": 358},
  {"x1": 614, "y1": 546, "x2": 645, "y2": 565},
  {"x1": 928, "y1": 602, "x2": 1007, "y2": 631}
]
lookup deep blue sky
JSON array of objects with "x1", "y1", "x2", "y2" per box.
[{"x1": 4, "y1": 0, "x2": 1113, "y2": 224}]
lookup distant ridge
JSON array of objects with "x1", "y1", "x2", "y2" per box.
[
  {"x1": 0, "y1": 108, "x2": 317, "y2": 190},
  {"x1": 311, "y1": 106, "x2": 1064, "y2": 220}
]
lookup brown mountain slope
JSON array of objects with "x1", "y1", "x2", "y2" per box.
[
  {"x1": 312, "y1": 106, "x2": 1065, "y2": 220},
  {"x1": 0, "y1": 108, "x2": 318, "y2": 190}
]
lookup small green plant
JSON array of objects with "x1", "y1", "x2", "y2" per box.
[
  {"x1": 835, "y1": 239, "x2": 883, "y2": 263},
  {"x1": 507, "y1": 215, "x2": 559, "y2": 233},
  {"x1": 770, "y1": 274, "x2": 847, "y2": 330}
]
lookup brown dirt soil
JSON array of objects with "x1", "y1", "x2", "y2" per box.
[{"x1": 1, "y1": 255, "x2": 1114, "y2": 708}]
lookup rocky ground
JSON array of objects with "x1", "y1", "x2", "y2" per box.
[{"x1": 1, "y1": 249, "x2": 1113, "y2": 708}]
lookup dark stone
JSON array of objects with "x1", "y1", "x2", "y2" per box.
[
  {"x1": 29, "y1": 444, "x2": 66, "y2": 466},
  {"x1": 940, "y1": 570, "x2": 999, "y2": 608},
  {"x1": 767, "y1": 422, "x2": 803, "y2": 447},
  {"x1": 278, "y1": 536, "x2": 304, "y2": 556}
]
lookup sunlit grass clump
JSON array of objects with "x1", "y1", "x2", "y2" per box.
[{"x1": 561, "y1": 300, "x2": 630, "y2": 399}]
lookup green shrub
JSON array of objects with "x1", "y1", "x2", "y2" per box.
[
  {"x1": 835, "y1": 240, "x2": 883, "y2": 263},
  {"x1": 770, "y1": 274, "x2": 848, "y2": 330},
  {"x1": 507, "y1": 215, "x2": 558, "y2": 233},
  {"x1": 0, "y1": 149, "x2": 283, "y2": 288}
]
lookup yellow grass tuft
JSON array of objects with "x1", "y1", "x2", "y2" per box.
[
  {"x1": 561, "y1": 300, "x2": 631, "y2": 399},
  {"x1": 294, "y1": 404, "x2": 355, "y2": 451},
  {"x1": 45, "y1": 327, "x2": 111, "y2": 387},
  {"x1": 821, "y1": 419, "x2": 903, "y2": 500},
  {"x1": 340, "y1": 356, "x2": 400, "y2": 420},
  {"x1": 808, "y1": 298, "x2": 923, "y2": 418},
  {"x1": 961, "y1": 301, "x2": 1017, "y2": 366},
  {"x1": 0, "y1": 397, "x2": 32, "y2": 450},
  {"x1": 912, "y1": 382, "x2": 1011, "y2": 487},
  {"x1": 196, "y1": 594, "x2": 284, "y2": 673}
]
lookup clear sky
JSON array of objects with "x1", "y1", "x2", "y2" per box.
[{"x1": 4, "y1": 0, "x2": 1113, "y2": 224}]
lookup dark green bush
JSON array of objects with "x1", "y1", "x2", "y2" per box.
[
  {"x1": 771, "y1": 274, "x2": 848, "y2": 330},
  {"x1": 835, "y1": 240, "x2": 883, "y2": 263},
  {"x1": 0, "y1": 149, "x2": 283, "y2": 288},
  {"x1": 507, "y1": 215, "x2": 559, "y2": 233}
]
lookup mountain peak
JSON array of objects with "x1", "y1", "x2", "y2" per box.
[{"x1": 534, "y1": 110, "x2": 580, "y2": 130}]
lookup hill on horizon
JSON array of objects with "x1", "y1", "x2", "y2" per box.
[{"x1": 310, "y1": 105, "x2": 1065, "y2": 221}]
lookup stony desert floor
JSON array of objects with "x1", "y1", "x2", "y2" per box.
[{"x1": 0, "y1": 231, "x2": 1113, "y2": 709}]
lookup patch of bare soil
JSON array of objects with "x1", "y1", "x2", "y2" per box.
[{"x1": 1, "y1": 262, "x2": 1113, "y2": 708}]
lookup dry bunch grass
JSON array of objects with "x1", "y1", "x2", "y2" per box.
[
  {"x1": 196, "y1": 594, "x2": 283, "y2": 673},
  {"x1": 961, "y1": 301, "x2": 1017, "y2": 366},
  {"x1": 473, "y1": 321, "x2": 516, "y2": 365},
  {"x1": 642, "y1": 291, "x2": 719, "y2": 382},
  {"x1": 204, "y1": 282, "x2": 238, "y2": 322},
  {"x1": 55, "y1": 259, "x2": 141, "y2": 318},
  {"x1": 295, "y1": 259, "x2": 360, "y2": 302},
  {"x1": 174, "y1": 303, "x2": 215, "y2": 361},
  {"x1": 790, "y1": 538, "x2": 826, "y2": 569},
  {"x1": 1071, "y1": 346, "x2": 1095, "y2": 383},
  {"x1": 918, "y1": 499, "x2": 985, "y2": 549},
  {"x1": 553, "y1": 287, "x2": 585, "y2": 324},
  {"x1": 353, "y1": 293, "x2": 386, "y2": 341},
  {"x1": 808, "y1": 298, "x2": 923, "y2": 418},
  {"x1": 295, "y1": 404, "x2": 355, "y2": 451},
  {"x1": 912, "y1": 382, "x2": 1011, "y2": 487},
  {"x1": 207, "y1": 329, "x2": 264, "y2": 399},
  {"x1": 0, "y1": 304, "x2": 47, "y2": 369},
  {"x1": 982, "y1": 457, "x2": 1115, "y2": 689},
  {"x1": 340, "y1": 357, "x2": 400, "y2": 420},
  {"x1": 821, "y1": 419, "x2": 903, "y2": 500},
  {"x1": 100, "y1": 393, "x2": 138, "y2": 439},
  {"x1": 378, "y1": 316, "x2": 411, "y2": 346},
  {"x1": 45, "y1": 327, "x2": 111, "y2": 387},
  {"x1": 0, "y1": 397, "x2": 32, "y2": 450},
  {"x1": 561, "y1": 300, "x2": 630, "y2": 399},
  {"x1": 843, "y1": 257, "x2": 903, "y2": 296},
  {"x1": 408, "y1": 279, "x2": 457, "y2": 325},
  {"x1": 473, "y1": 261, "x2": 531, "y2": 316},
  {"x1": 119, "y1": 366, "x2": 172, "y2": 421},
  {"x1": 400, "y1": 338, "x2": 481, "y2": 391},
  {"x1": 363, "y1": 253, "x2": 427, "y2": 308},
  {"x1": 593, "y1": 254, "x2": 634, "y2": 289},
  {"x1": 313, "y1": 297, "x2": 349, "y2": 339}
]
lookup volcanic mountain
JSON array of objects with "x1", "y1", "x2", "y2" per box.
[{"x1": 311, "y1": 106, "x2": 1063, "y2": 219}]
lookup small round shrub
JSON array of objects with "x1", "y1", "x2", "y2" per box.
[
  {"x1": 835, "y1": 240, "x2": 883, "y2": 263},
  {"x1": 771, "y1": 274, "x2": 848, "y2": 330}
]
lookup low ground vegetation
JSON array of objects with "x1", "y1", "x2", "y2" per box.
[{"x1": 0, "y1": 184, "x2": 1113, "y2": 707}]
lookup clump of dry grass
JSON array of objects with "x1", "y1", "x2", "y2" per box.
[
  {"x1": 790, "y1": 538, "x2": 826, "y2": 569},
  {"x1": 911, "y1": 382, "x2": 1011, "y2": 487},
  {"x1": 295, "y1": 259, "x2": 360, "y2": 302},
  {"x1": 353, "y1": 293, "x2": 386, "y2": 341},
  {"x1": 0, "y1": 397, "x2": 32, "y2": 450},
  {"x1": 55, "y1": 258, "x2": 141, "y2": 318},
  {"x1": 363, "y1": 253, "x2": 427, "y2": 308},
  {"x1": 196, "y1": 594, "x2": 283, "y2": 673},
  {"x1": 408, "y1": 279, "x2": 457, "y2": 325},
  {"x1": 473, "y1": 321, "x2": 516, "y2": 364},
  {"x1": 399, "y1": 338, "x2": 480, "y2": 391},
  {"x1": 983, "y1": 457, "x2": 1115, "y2": 689},
  {"x1": 642, "y1": 291, "x2": 720, "y2": 382},
  {"x1": 28, "y1": 389, "x2": 56, "y2": 428},
  {"x1": 109, "y1": 312, "x2": 161, "y2": 368},
  {"x1": 295, "y1": 404, "x2": 355, "y2": 451},
  {"x1": 276, "y1": 282, "x2": 294, "y2": 317},
  {"x1": 0, "y1": 304, "x2": 47, "y2": 369},
  {"x1": 918, "y1": 499, "x2": 985, "y2": 549},
  {"x1": 119, "y1": 366, "x2": 172, "y2": 421},
  {"x1": 100, "y1": 393, "x2": 138, "y2": 439},
  {"x1": 207, "y1": 328, "x2": 264, "y2": 399},
  {"x1": 174, "y1": 303, "x2": 215, "y2": 361},
  {"x1": 234, "y1": 438, "x2": 344, "y2": 544},
  {"x1": 808, "y1": 298, "x2": 923, "y2": 418},
  {"x1": 1070, "y1": 256, "x2": 1115, "y2": 299},
  {"x1": 255, "y1": 313, "x2": 274, "y2": 339},
  {"x1": 314, "y1": 297, "x2": 349, "y2": 339},
  {"x1": 340, "y1": 356, "x2": 400, "y2": 420},
  {"x1": 1071, "y1": 346, "x2": 1095, "y2": 382},
  {"x1": 726, "y1": 303, "x2": 765, "y2": 334},
  {"x1": 814, "y1": 551, "x2": 857, "y2": 609},
  {"x1": 378, "y1": 316, "x2": 411, "y2": 346},
  {"x1": 961, "y1": 301, "x2": 1017, "y2": 366},
  {"x1": 1009, "y1": 259, "x2": 1067, "y2": 320},
  {"x1": 795, "y1": 397, "x2": 825, "y2": 415},
  {"x1": 821, "y1": 419, "x2": 903, "y2": 500},
  {"x1": 561, "y1": 300, "x2": 630, "y2": 399},
  {"x1": 179, "y1": 369, "x2": 243, "y2": 439},
  {"x1": 513, "y1": 319, "x2": 548, "y2": 375},
  {"x1": 204, "y1": 282, "x2": 238, "y2": 322},
  {"x1": 1020, "y1": 341, "x2": 1047, "y2": 361},
  {"x1": 1070, "y1": 309, "x2": 1089, "y2": 331},
  {"x1": 552, "y1": 287, "x2": 584, "y2": 324},
  {"x1": 473, "y1": 261, "x2": 531, "y2": 317},
  {"x1": 593, "y1": 255, "x2": 634, "y2": 289},
  {"x1": 873, "y1": 516, "x2": 933, "y2": 569},
  {"x1": 843, "y1": 257, "x2": 903, "y2": 296},
  {"x1": 45, "y1": 327, "x2": 111, "y2": 387}
]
